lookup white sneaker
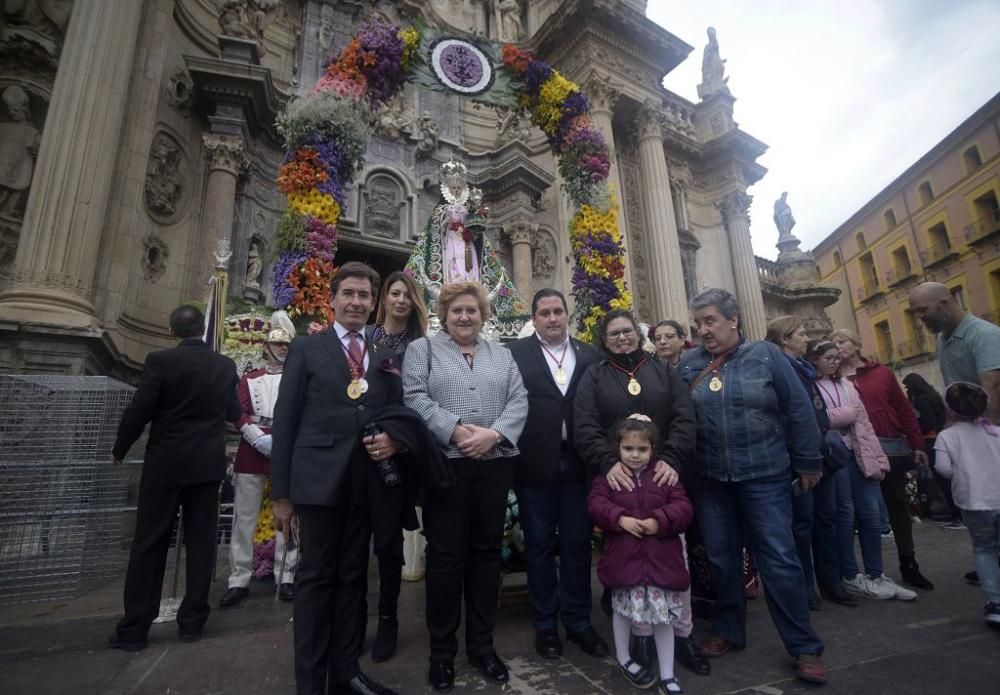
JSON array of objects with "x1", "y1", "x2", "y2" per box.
[
  {"x1": 870, "y1": 574, "x2": 917, "y2": 601},
  {"x1": 842, "y1": 573, "x2": 894, "y2": 599}
]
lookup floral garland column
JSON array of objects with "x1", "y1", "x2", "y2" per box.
[
  {"x1": 0, "y1": 0, "x2": 144, "y2": 325},
  {"x1": 635, "y1": 102, "x2": 689, "y2": 324},
  {"x1": 583, "y1": 78, "x2": 636, "y2": 301},
  {"x1": 200, "y1": 134, "x2": 249, "y2": 288},
  {"x1": 719, "y1": 191, "x2": 767, "y2": 340}
]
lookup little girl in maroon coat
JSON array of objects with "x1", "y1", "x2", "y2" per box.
[{"x1": 588, "y1": 416, "x2": 694, "y2": 695}]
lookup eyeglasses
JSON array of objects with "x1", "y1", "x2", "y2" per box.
[{"x1": 607, "y1": 327, "x2": 636, "y2": 339}]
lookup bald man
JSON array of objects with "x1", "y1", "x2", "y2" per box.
[{"x1": 909, "y1": 282, "x2": 1000, "y2": 425}]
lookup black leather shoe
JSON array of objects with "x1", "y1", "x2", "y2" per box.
[
  {"x1": 807, "y1": 586, "x2": 822, "y2": 611},
  {"x1": 107, "y1": 632, "x2": 147, "y2": 652},
  {"x1": 219, "y1": 586, "x2": 249, "y2": 607},
  {"x1": 535, "y1": 628, "x2": 562, "y2": 659},
  {"x1": 469, "y1": 652, "x2": 509, "y2": 684},
  {"x1": 567, "y1": 625, "x2": 610, "y2": 657},
  {"x1": 819, "y1": 583, "x2": 858, "y2": 607},
  {"x1": 277, "y1": 583, "x2": 295, "y2": 601},
  {"x1": 629, "y1": 634, "x2": 656, "y2": 669},
  {"x1": 674, "y1": 635, "x2": 710, "y2": 676},
  {"x1": 340, "y1": 671, "x2": 398, "y2": 695},
  {"x1": 428, "y1": 660, "x2": 455, "y2": 692},
  {"x1": 178, "y1": 631, "x2": 202, "y2": 643},
  {"x1": 900, "y1": 556, "x2": 934, "y2": 590},
  {"x1": 371, "y1": 614, "x2": 398, "y2": 663}
]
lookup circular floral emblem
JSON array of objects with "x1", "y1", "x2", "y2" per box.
[{"x1": 429, "y1": 38, "x2": 495, "y2": 95}]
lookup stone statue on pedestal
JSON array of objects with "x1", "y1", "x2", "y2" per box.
[
  {"x1": 405, "y1": 159, "x2": 526, "y2": 333},
  {"x1": 413, "y1": 112, "x2": 439, "y2": 159},
  {"x1": 245, "y1": 240, "x2": 262, "y2": 289},
  {"x1": 496, "y1": 0, "x2": 522, "y2": 42},
  {"x1": 773, "y1": 191, "x2": 796, "y2": 239},
  {"x1": 697, "y1": 27, "x2": 730, "y2": 99}
]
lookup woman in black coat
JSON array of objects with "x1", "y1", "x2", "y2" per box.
[
  {"x1": 901, "y1": 373, "x2": 957, "y2": 524},
  {"x1": 573, "y1": 309, "x2": 703, "y2": 674}
]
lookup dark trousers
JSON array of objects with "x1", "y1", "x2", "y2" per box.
[
  {"x1": 294, "y1": 494, "x2": 371, "y2": 695},
  {"x1": 376, "y1": 530, "x2": 404, "y2": 617},
  {"x1": 424, "y1": 457, "x2": 512, "y2": 662},
  {"x1": 697, "y1": 473, "x2": 824, "y2": 657},
  {"x1": 515, "y1": 478, "x2": 593, "y2": 634},
  {"x1": 116, "y1": 481, "x2": 219, "y2": 642},
  {"x1": 791, "y1": 471, "x2": 840, "y2": 590},
  {"x1": 881, "y1": 466, "x2": 915, "y2": 558}
]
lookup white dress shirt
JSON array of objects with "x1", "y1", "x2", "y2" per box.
[{"x1": 333, "y1": 321, "x2": 370, "y2": 372}]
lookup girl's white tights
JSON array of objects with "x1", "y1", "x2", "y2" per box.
[{"x1": 612, "y1": 614, "x2": 676, "y2": 681}]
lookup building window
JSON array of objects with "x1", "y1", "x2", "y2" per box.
[
  {"x1": 928, "y1": 222, "x2": 950, "y2": 249},
  {"x1": 874, "y1": 320, "x2": 893, "y2": 364},
  {"x1": 918, "y1": 181, "x2": 934, "y2": 206},
  {"x1": 856, "y1": 232, "x2": 867, "y2": 252},
  {"x1": 951, "y1": 286, "x2": 966, "y2": 310},
  {"x1": 892, "y1": 247, "x2": 911, "y2": 273},
  {"x1": 884, "y1": 208, "x2": 897, "y2": 230},
  {"x1": 963, "y1": 145, "x2": 983, "y2": 172},
  {"x1": 833, "y1": 250, "x2": 843, "y2": 268}
]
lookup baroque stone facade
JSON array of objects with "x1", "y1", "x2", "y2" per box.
[{"x1": 0, "y1": 0, "x2": 828, "y2": 377}]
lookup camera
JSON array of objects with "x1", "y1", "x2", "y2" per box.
[{"x1": 361, "y1": 423, "x2": 402, "y2": 487}]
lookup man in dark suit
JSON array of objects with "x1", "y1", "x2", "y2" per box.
[
  {"x1": 108, "y1": 305, "x2": 240, "y2": 651},
  {"x1": 271, "y1": 262, "x2": 401, "y2": 695},
  {"x1": 509, "y1": 288, "x2": 609, "y2": 660}
]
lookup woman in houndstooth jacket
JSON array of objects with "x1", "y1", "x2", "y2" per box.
[{"x1": 403, "y1": 281, "x2": 528, "y2": 692}]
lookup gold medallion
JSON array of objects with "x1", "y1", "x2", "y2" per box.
[
  {"x1": 347, "y1": 379, "x2": 364, "y2": 400},
  {"x1": 555, "y1": 366, "x2": 568, "y2": 385},
  {"x1": 358, "y1": 377, "x2": 369, "y2": 394},
  {"x1": 709, "y1": 376, "x2": 723, "y2": 392},
  {"x1": 627, "y1": 378, "x2": 642, "y2": 395}
]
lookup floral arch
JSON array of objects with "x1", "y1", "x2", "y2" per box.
[{"x1": 272, "y1": 20, "x2": 630, "y2": 341}]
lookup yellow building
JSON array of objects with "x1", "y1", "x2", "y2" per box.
[{"x1": 812, "y1": 92, "x2": 1000, "y2": 391}]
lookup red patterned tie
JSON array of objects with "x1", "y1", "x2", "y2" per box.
[{"x1": 348, "y1": 332, "x2": 364, "y2": 377}]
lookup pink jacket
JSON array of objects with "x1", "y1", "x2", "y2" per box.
[{"x1": 816, "y1": 377, "x2": 889, "y2": 480}]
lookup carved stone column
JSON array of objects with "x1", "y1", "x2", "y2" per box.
[
  {"x1": 583, "y1": 78, "x2": 636, "y2": 302},
  {"x1": 503, "y1": 219, "x2": 535, "y2": 300},
  {"x1": 0, "y1": 0, "x2": 144, "y2": 327},
  {"x1": 719, "y1": 191, "x2": 767, "y2": 340},
  {"x1": 635, "y1": 103, "x2": 688, "y2": 323},
  {"x1": 199, "y1": 134, "x2": 249, "y2": 287}
]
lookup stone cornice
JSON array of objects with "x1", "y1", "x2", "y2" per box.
[
  {"x1": 531, "y1": 0, "x2": 691, "y2": 86},
  {"x1": 702, "y1": 130, "x2": 769, "y2": 187},
  {"x1": 184, "y1": 53, "x2": 287, "y2": 144}
]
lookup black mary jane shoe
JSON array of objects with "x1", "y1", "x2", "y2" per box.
[
  {"x1": 619, "y1": 659, "x2": 658, "y2": 689},
  {"x1": 658, "y1": 677, "x2": 685, "y2": 695},
  {"x1": 469, "y1": 652, "x2": 510, "y2": 684},
  {"x1": 674, "y1": 636, "x2": 710, "y2": 676},
  {"x1": 428, "y1": 660, "x2": 455, "y2": 692}
]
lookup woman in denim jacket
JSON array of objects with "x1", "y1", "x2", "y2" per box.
[{"x1": 677, "y1": 289, "x2": 828, "y2": 685}]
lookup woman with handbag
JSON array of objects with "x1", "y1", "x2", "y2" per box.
[
  {"x1": 766, "y1": 317, "x2": 856, "y2": 609},
  {"x1": 808, "y1": 340, "x2": 916, "y2": 601},
  {"x1": 831, "y1": 328, "x2": 934, "y2": 590}
]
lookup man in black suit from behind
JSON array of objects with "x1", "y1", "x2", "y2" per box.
[
  {"x1": 270, "y1": 262, "x2": 402, "y2": 695},
  {"x1": 508, "y1": 289, "x2": 609, "y2": 660},
  {"x1": 109, "y1": 305, "x2": 240, "y2": 651}
]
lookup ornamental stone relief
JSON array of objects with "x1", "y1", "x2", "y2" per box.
[
  {"x1": 203, "y1": 133, "x2": 250, "y2": 176},
  {"x1": 0, "y1": 83, "x2": 42, "y2": 221},
  {"x1": 165, "y1": 66, "x2": 194, "y2": 116},
  {"x1": 144, "y1": 131, "x2": 189, "y2": 222},
  {"x1": 531, "y1": 228, "x2": 557, "y2": 281},
  {"x1": 620, "y1": 158, "x2": 651, "y2": 319},
  {"x1": 363, "y1": 175, "x2": 403, "y2": 239},
  {"x1": 141, "y1": 235, "x2": 169, "y2": 282}
]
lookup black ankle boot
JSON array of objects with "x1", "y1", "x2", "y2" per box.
[
  {"x1": 900, "y1": 555, "x2": 934, "y2": 590},
  {"x1": 371, "y1": 613, "x2": 398, "y2": 662},
  {"x1": 629, "y1": 634, "x2": 656, "y2": 669}
]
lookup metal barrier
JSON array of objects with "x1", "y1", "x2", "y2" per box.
[{"x1": 0, "y1": 375, "x2": 139, "y2": 605}]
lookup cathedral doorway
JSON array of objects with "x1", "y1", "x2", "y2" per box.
[{"x1": 334, "y1": 239, "x2": 411, "y2": 313}]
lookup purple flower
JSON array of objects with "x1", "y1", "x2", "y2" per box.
[
  {"x1": 272, "y1": 250, "x2": 310, "y2": 308},
  {"x1": 521, "y1": 61, "x2": 553, "y2": 97}
]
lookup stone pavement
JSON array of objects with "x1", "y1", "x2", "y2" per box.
[{"x1": 2, "y1": 521, "x2": 998, "y2": 695}]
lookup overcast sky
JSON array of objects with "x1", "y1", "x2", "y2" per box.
[{"x1": 647, "y1": 0, "x2": 1000, "y2": 259}]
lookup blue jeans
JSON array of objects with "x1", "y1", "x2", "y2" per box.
[
  {"x1": 696, "y1": 473, "x2": 824, "y2": 656},
  {"x1": 515, "y1": 479, "x2": 594, "y2": 633},
  {"x1": 877, "y1": 492, "x2": 891, "y2": 533},
  {"x1": 834, "y1": 455, "x2": 884, "y2": 577},
  {"x1": 961, "y1": 508, "x2": 1000, "y2": 604},
  {"x1": 792, "y1": 471, "x2": 840, "y2": 590}
]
